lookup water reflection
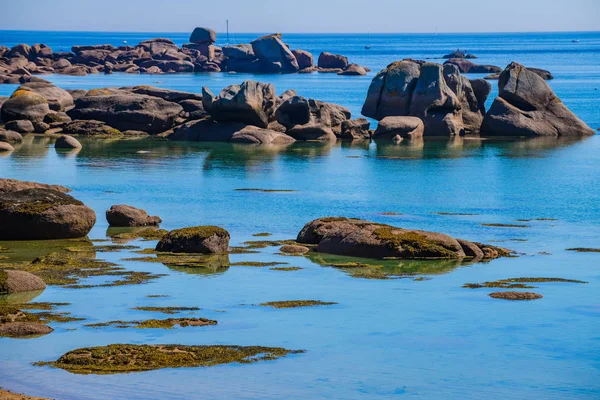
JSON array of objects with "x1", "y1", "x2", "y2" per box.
[{"x1": 0, "y1": 238, "x2": 93, "y2": 263}]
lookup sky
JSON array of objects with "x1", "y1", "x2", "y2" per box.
[{"x1": 0, "y1": 0, "x2": 598, "y2": 33}]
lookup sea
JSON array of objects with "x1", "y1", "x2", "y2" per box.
[{"x1": 0, "y1": 31, "x2": 599, "y2": 400}]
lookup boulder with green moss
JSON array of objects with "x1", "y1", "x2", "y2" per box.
[
  {"x1": 156, "y1": 226, "x2": 230, "y2": 253},
  {"x1": 0, "y1": 188, "x2": 96, "y2": 240},
  {"x1": 297, "y1": 217, "x2": 511, "y2": 260},
  {"x1": 1, "y1": 89, "x2": 51, "y2": 123}
]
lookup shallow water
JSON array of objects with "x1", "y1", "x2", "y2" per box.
[{"x1": 0, "y1": 31, "x2": 599, "y2": 399}]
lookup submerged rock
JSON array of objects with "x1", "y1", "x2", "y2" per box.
[
  {"x1": 0, "y1": 188, "x2": 96, "y2": 240},
  {"x1": 156, "y1": 226, "x2": 230, "y2": 253},
  {"x1": 106, "y1": 204, "x2": 162, "y2": 227},
  {"x1": 482, "y1": 63, "x2": 595, "y2": 137},
  {"x1": 35, "y1": 344, "x2": 304, "y2": 374},
  {"x1": 0, "y1": 270, "x2": 46, "y2": 295},
  {"x1": 488, "y1": 291, "x2": 543, "y2": 300},
  {"x1": 297, "y1": 217, "x2": 511, "y2": 260}
]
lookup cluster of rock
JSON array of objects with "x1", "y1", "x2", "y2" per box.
[
  {"x1": 363, "y1": 61, "x2": 594, "y2": 138},
  {"x1": 297, "y1": 217, "x2": 512, "y2": 260},
  {"x1": 443, "y1": 49, "x2": 477, "y2": 59},
  {"x1": 169, "y1": 80, "x2": 371, "y2": 143},
  {"x1": 0, "y1": 28, "x2": 367, "y2": 82}
]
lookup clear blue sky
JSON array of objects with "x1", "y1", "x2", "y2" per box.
[{"x1": 0, "y1": 0, "x2": 598, "y2": 33}]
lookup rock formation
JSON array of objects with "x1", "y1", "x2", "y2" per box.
[{"x1": 106, "y1": 205, "x2": 162, "y2": 227}]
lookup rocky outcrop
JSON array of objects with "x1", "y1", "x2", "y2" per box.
[
  {"x1": 443, "y1": 49, "x2": 476, "y2": 59},
  {"x1": 318, "y1": 52, "x2": 348, "y2": 70},
  {"x1": 16, "y1": 81, "x2": 74, "y2": 111},
  {"x1": 156, "y1": 226, "x2": 230, "y2": 253},
  {"x1": 362, "y1": 59, "x2": 490, "y2": 136},
  {"x1": 168, "y1": 119, "x2": 295, "y2": 144},
  {"x1": 0, "y1": 178, "x2": 70, "y2": 193},
  {"x1": 251, "y1": 34, "x2": 299, "y2": 73},
  {"x1": 189, "y1": 27, "x2": 217, "y2": 44},
  {"x1": 1, "y1": 89, "x2": 50, "y2": 123},
  {"x1": 202, "y1": 81, "x2": 277, "y2": 128},
  {"x1": 485, "y1": 67, "x2": 553, "y2": 81},
  {"x1": 481, "y1": 63, "x2": 595, "y2": 137},
  {"x1": 444, "y1": 59, "x2": 501, "y2": 74},
  {"x1": 106, "y1": 204, "x2": 161, "y2": 227},
  {"x1": 0, "y1": 186, "x2": 96, "y2": 240},
  {"x1": 68, "y1": 91, "x2": 183, "y2": 134},
  {"x1": 276, "y1": 96, "x2": 351, "y2": 140},
  {"x1": 340, "y1": 118, "x2": 371, "y2": 140},
  {"x1": 339, "y1": 64, "x2": 367, "y2": 76},
  {"x1": 297, "y1": 217, "x2": 512, "y2": 260},
  {"x1": 292, "y1": 50, "x2": 313, "y2": 70},
  {"x1": 0, "y1": 270, "x2": 46, "y2": 295}
]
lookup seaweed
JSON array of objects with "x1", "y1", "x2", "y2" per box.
[
  {"x1": 259, "y1": 300, "x2": 337, "y2": 309},
  {"x1": 463, "y1": 277, "x2": 587, "y2": 289},
  {"x1": 566, "y1": 248, "x2": 600, "y2": 253},
  {"x1": 35, "y1": 344, "x2": 306, "y2": 374},
  {"x1": 481, "y1": 223, "x2": 530, "y2": 228},
  {"x1": 230, "y1": 261, "x2": 287, "y2": 267},
  {"x1": 373, "y1": 228, "x2": 458, "y2": 259},
  {"x1": 269, "y1": 267, "x2": 303, "y2": 271},
  {"x1": 252, "y1": 232, "x2": 272, "y2": 237},
  {"x1": 241, "y1": 239, "x2": 299, "y2": 249},
  {"x1": 85, "y1": 318, "x2": 217, "y2": 329},
  {"x1": 488, "y1": 291, "x2": 542, "y2": 300},
  {"x1": 132, "y1": 306, "x2": 200, "y2": 315},
  {"x1": 112, "y1": 228, "x2": 169, "y2": 241}
]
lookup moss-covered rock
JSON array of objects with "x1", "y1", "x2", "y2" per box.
[
  {"x1": 259, "y1": 300, "x2": 337, "y2": 308},
  {"x1": 297, "y1": 217, "x2": 512, "y2": 260},
  {"x1": 85, "y1": 317, "x2": 217, "y2": 329},
  {"x1": 156, "y1": 226, "x2": 230, "y2": 253},
  {"x1": 35, "y1": 344, "x2": 305, "y2": 374},
  {"x1": 488, "y1": 291, "x2": 543, "y2": 300},
  {"x1": 0, "y1": 188, "x2": 96, "y2": 240},
  {"x1": 1, "y1": 89, "x2": 50, "y2": 123}
]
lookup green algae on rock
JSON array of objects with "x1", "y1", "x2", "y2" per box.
[
  {"x1": 297, "y1": 217, "x2": 513, "y2": 260},
  {"x1": 270, "y1": 267, "x2": 303, "y2": 271},
  {"x1": 252, "y1": 232, "x2": 272, "y2": 237},
  {"x1": 259, "y1": 300, "x2": 338, "y2": 309},
  {"x1": 0, "y1": 251, "x2": 164, "y2": 288},
  {"x1": 230, "y1": 261, "x2": 288, "y2": 267},
  {"x1": 112, "y1": 228, "x2": 169, "y2": 241},
  {"x1": 566, "y1": 248, "x2": 600, "y2": 253},
  {"x1": 481, "y1": 223, "x2": 530, "y2": 228},
  {"x1": 85, "y1": 317, "x2": 217, "y2": 329},
  {"x1": 35, "y1": 344, "x2": 306, "y2": 374},
  {"x1": 489, "y1": 291, "x2": 543, "y2": 300},
  {"x1": 156, "y1": 226, "x2": 230, "y2": 253},
  {"x1": 463, "y1": 277, "x2": 587, "y2": 289},
  {"x1": 133, "y1": 306, "x2": 200, "y2": 315},
  {"x1": 0, "y1": 303, "x2": 81, "y2": 337},
  {"x1": 66, "y1": 244, "x2": 140, "y2": 253},
  {"x1": 241, "y1": 239, "x2": 299, "y2": 249}
]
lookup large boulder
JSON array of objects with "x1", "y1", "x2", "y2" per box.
[
  {"x1": 373, "y1": 116, "x2": 424, "y2": 140},
  {"x1": 202, "y1": 81, "x2": 277, "y2": 128},
  {"x1": 190, "y1": 27, "x2": 217, "y2": 44},
  {"x1": 7, "y1": 44, "x2": 32, "y2": 59},
  {"x1": 230, "y1": 126, "x2": 296, "y2": 145},
  {"x1": 5, "y1": 120, "x2": 34, "y2": 133},
  {"x1": 0, "y1": 188, "x2": 96, "y2": 240},
  {"x1": 1, "y1": 89, "x2": 50, "y2": 123},
  {"x1": 292, "y1": 50, "x2": 313, "y2": 70},
  {"x1": 362, "y1": 60, "x2": 489, "y2": 136},
  {"x1": 297, "y1": 217, "x2": 511, "y2": 260},
  {"x1": 318, "y1": 52, "x2": 348, "y2": 69},
  {"x1": 481, "y1": 63, "x2": 595, "y2": 137},
  {"x1": 0, "y1": 142, "x2": 14, "y2": 152},
  {"x1": 276, "y1": 96, "x2": 351, "y2": 141},
  {"x1": 250, "y1": 34, "x2": 299, "y2": 73},
  {"x1": 223, "y1": 44, "x2": 255, "y2": 60},
  {"x1": 168, "y1": 119, "x2": 294, "y2": 144},
  {"x1": 62, "y1": 120, "x2": 121, "y2": 136},
  {"x1": 0, "y1": 129, "x2": 23, "y2": 143},
  {"x1": 54, "y1": 135, "x2": 82, "y2": 149},
  {"x1": 137, "y1": 38, "x2": 179, "y2": 55},
  {"x1": 156, "y1": 226, "x2": 230, "y2": 253},
  {"x1": 68, "y1": 92, "x2": 183, "y2": 134},
  {"x1": 106, "y1": 204, "x2": 161, "y2": 227},
  {"x1": 339, "y1": 64, "x2": 367, "y2": 76},
  {"x1": 16, "y1": 81, "x2": 74, "y2": 112},
  {"x1": 444, "y1": 59, "x2": 501, "y2": 74},
  {"x1": 340, "y1": 118, "x2": 371, "y2": 140},
  {"x1": 0, "y1": 270, "x2": 46, "y2": 295}
]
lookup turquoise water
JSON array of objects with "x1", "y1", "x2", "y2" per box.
[{"x1": 0, "y1": 31, "x2": 599, "y2": 399}]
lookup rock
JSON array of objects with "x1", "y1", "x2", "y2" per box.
[
  {"x1": 444, "y1": 59, "x2": 501, "y2": 74},
  {"x1": 339, "y1": 64, "x2": 367, "y2": 76},
  {"x1": 0, "y1": 188, "x2": 96, "y2": 240},
  {"x1": 0, "y1": 270, "x2": 46, "y2": 295},
  {"x1": 71, "y1": 44, "x2": 116, "y2": 53},
  {"x1": 190, "y1": 27, "x2": 217, "y2": 44},
  {"x1": 51, "y1": 59, "x2": 72, "y2": 70},
  {"x1": 106, "y1": 204, "x2": 161, "y2": 227},
  {"x1": 68, "y1": 92, "x2": 183, "y2": 134},
  {"x1": 340, "y1": 118, "x2": 371, "y2": 140},
  {"x1": 481, "y1": 62, "x2": 595, "y2": 137},
  {"x1": 1, "y1": 89, "x2": 50, "y2": 123},
  {"x1": 44, "y1": 111, "x2": 72, "y2": 126},
  {"x1": 292, "y1": 50, "x2": 313, "y2": 70},
  {"x1": 125, "y1": 86, "x2": 202, "y2": 102},
  {"x1": 33, "y1": 121, "x2": 50, "y2": 133},
  {"x1": 485, "y1": 67, "x2": 553, "y2": 81},
  {"x1": 279, "y1": 244, "x2": 310, "y2": 254},
  {"x1": 178, "y1": 99, "x2": 207, "y2": 120},
  {"x1": 230, "y1": 126, "x2": 296, "y2": 145},
  {"x1": 0, "y1": 322, "x2": 53, "y2": 338},
  {"x1": 318, "y1": 52, "x2": 349, "y2": 69},
  {"x1": 202, "y1": 81, "x2": 277, "y2": 128},
  {"x1": 137, "y1": 38, "x2": 179, "y2": 55},
  {"x1": 31, "y1": 44, "x2": 52, "y2": 59},
  {"x1": 0, "y1": 129, "x2": 24, "y2": 142},
  {"x1": 0, "y1": 142, "x2": 14, "y2": 152},
  {"x1": 7, "y1": 44, "x2": 32, "y2": 59},
  {"x1": 296, "y1": 217, "x2": 510, "y2": 260},
  {"x1": 54, "y1": 135, "x2": 82, "y2": 149},
  {"x1": 59, "y1": 65, "x2": 88, "y2": 76},
  {"x1": 169, "y1": 119, "x2": 247, "y2": 141},
  {"x1": 0, "y1": 178, "x2": 70, "y2": 193},
  {"x1": 373, "y1": 116, "x2": 424, "y2": 139},
  {"x1": 155, "y1": 226, "x2": 230, "y2": 253},
  {"x1": 223, "y1": 44, "x2": 255, "y2": 60},
  {"x1": 62, "y1": 120, "x2": 121, "y2": 136},
  {"x1": 489, "y1": 291, "x2": 543, "y2": 300},
  {"x1": 251, "y1": 34, "x2": 299, "y2": 73},
  {"x1": 5, "y1": 119, "x2": 35, "y2": 133},
  {"x1": 443, "y1": 50, "x2": 476, "y2": 59}
]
